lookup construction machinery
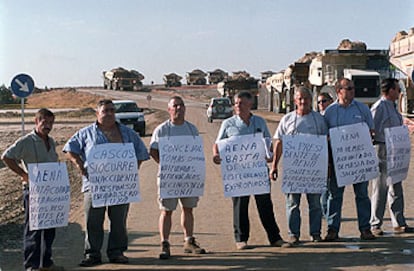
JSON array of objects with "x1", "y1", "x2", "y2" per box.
[
  {"x1": 389, "y1": 27, "x2": 414, "y2": 115},
  {"x1": 186, "y1": 69, "x2": 207, "y2": 85},
  {"x1": 207, "y1": 69, "x2": 228, "y2": 84},
  {"x1": 103, "y1": 67, "x2": 144, "y2": 91},
  {"x1": 163, "y1": 73, "x2": 182, "y2": 87},
  {"x1": 217, "y1": 71, "x2": 260, "y2": 110}
]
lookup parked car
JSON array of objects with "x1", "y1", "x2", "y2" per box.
[
  {"x1": 113, "y1": 100, "x2": 146, "y2": 136},
  {"x1": 206, "y1": 97, "x2": 233, "y2": 123}
]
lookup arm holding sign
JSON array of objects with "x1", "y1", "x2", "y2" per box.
[
  {"x1": 212, "y1": 143, "x2": 221, "y2": 164},
  {"x1": 269, "y1": 139, "x2": 282, "y2": 181},
  {"x1": 2, "y1": 156, "x2": 29, "y2": 183}
]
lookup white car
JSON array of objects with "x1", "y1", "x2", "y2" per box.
[
  {"x1": 206, "y1": 97, "x2": 233, "y2": 123},
  {"x1": 113, "y1": 100, "x2": 146, "y2": 136}
]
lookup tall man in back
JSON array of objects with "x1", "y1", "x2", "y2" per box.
[{"x1": 324, "y1": 78, "x2": 376, "y2": 241}]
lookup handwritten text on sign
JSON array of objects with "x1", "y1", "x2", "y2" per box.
[
  {"x1": 385, "y1": 125, "x2": 411, "y2": 185},
  {"x1": 282, "y1": 134, "x2": 328, "y2": 193},
  {"x1": 28, "y1": 162, "x2": 70, "y2": 230},
  {"x1": 330, "y1": 123, "x2": 379, "y2": 187},
  {"x1": 87, "y1": 143, "x2": 139, "y2": 207},
  {"x1": 217, "y1": 134, "x2": 270, "y2": 197},
  {"x1": 159, "y1": 136, "x2": 206, "y2": 199}
]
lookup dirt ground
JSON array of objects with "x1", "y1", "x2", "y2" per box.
[{"x1": 1, "y1": 88, "x2": 414, "y2": 271}]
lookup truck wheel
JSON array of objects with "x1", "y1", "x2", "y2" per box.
[
  {"x1": 112, "y1": 82, "x2": 117, "y2": 90},
  {"x1": 273, "y1": 92, "x2": 281, "y2": 113},
  {"x1": 208, "y1": 117, "x2": 213, "y2": 123}
]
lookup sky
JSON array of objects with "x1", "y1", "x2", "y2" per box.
[{"x1": 1, "y1": 0, "x2": 413, "y2": 88}]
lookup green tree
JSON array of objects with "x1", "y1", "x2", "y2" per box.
[{"x1": 0, "y1": 84, "x2": 21, "y2": 104}]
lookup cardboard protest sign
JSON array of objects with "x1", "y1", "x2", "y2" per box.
[
  {"x1": 159, "y1": 136, "x2": 205, "y2": 199},
  {"x1": 217, "y1": 133, "x2": 270, "y2": 197},
  {"x1": 329, "y1": 123, "x2": 379, "y2": 187},
  {"x1": 87, "y1": 143, "x2": 139, "y2": 207},
  {"x1": 385, "y1": 125, "x2": 411, "y2": 185},
  {"x1": 28, "y1": 162, "x2": 70, "y2": 230},
  {"x1": 281, "y1": 134, "x2": 328, "y2": 193}
]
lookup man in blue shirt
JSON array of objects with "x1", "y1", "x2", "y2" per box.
[
  {"x1": 324, "y1": 78, "x2": 376, "y2": 241},
  {"x1": 213, "y1": 92, "x2": 285, "y2": 249},
  {"x1": 63, "y1": 99, "x2": 149, "y2": 267}
]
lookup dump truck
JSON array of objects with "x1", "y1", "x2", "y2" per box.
[
  {"x1": 389, "y1": 27, "x2": 414, "y2": 115},
  {"x1": 217, "y1": 71, "x2": 260, "y2": 110},
  {"x1": 186, "y1": 69, "x2": 207, "y2": 85},
  {"x1": 207, "y1": 69, "x2": 228, "y2": 84},
  {"x1": 103, "y1": 67, "x2": 144, "y2": 91},
  {"x1": 163, "y1": 73, "x2": 182, "y2": 87}
]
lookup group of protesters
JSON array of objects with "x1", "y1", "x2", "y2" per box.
[{"x1": 2, "y1": 77, "x2": 414, "y2": 270}]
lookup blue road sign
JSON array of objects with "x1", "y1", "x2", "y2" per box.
[{"x1": 10, "y1": 73, "x2": 35, "y2": 98}]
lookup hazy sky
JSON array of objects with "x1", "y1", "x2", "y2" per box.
[{"x1": 1, "y1": 0, "x2": 413, "y2": 88}]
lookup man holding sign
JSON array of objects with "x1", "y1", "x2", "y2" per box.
[
  {"x1": 213, "y1": 92, "x2": 285, "y2": 250},
  {"x1": 324, "y1": 78, "x2": 376, "y2": 241},
  {"x1": 150, "y1": 96, "x2": 206, "y2": 259},
  {"x1": 2, "y1": 109, "x2": 64, "y2": 271},
  {"x1": 63, "y1": 100, "x2": 149, "y2": 267},
  {"x1": 271, "y1": 87, "x2": 328, "y2": 245},
  {"x1": 370, "y1": 78, "x2": 414, "y2": 235}
]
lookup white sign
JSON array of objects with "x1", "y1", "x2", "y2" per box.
[
  {"x1": 87, "y1": 143, "x2": 139, "y2": 207},
  {"x1": 385, "y1": 125, "x2": 411, "y2": 184},
  {"x1": 281, "y1": 134, "x2": 328, "y2": 193},
  {"x1": 217, "y1": 134, "x2": 270, "y2": 197},
  {"x1": 28, "y1": 162, "x2": 70, "y2": 230},
  {"x1": 330, "y1": 123, "x2": 379, "y2": 187},
  {"x1": 159, "y1": 136, "x2": 206, "y2": 199}
]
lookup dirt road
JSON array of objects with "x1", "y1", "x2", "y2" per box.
[{"x1": 1, "y1": 88, "x2": 414, "y2": 270}]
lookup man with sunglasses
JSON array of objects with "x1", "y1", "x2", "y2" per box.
[
  {"x1": 323, "y1": 78, "x2": 376, "y2": 241},
  {"x1": 370, "y1": 78, "x2": 414, "y2": 236}
]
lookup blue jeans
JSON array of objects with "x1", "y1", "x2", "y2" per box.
[
  {"x1": 327, "y1": 173, "x2": 371, "y2": 233},
  {"x1": 285, "y1": 193, "x2": 322, "y2": 237},
  {"x1": 23, "y1": 188, "x2": 55, "y2": 269},
  {"x1": 83, "y1": 192, "x2": 129, "y2": 259}
]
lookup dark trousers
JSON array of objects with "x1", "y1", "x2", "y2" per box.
[
  {"x1": 23, "y1": 189, "x2": 55, "y2": 269},
  {"x1": 232, "y1": 193, "x2": 281, "y2": 244}
]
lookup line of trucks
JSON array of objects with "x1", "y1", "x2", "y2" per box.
[{"x1": 102, "y1": 28, "x2": 414, "y2": 115}]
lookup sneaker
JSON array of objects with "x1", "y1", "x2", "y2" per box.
[
  {"x1": 371, "y1": 227, "x2": 384, "y2": 236},
  {"x1": 287, "y1": 236, "x2": 300, "y2": 246},
  {"x1": 39, "y1": 264, "x2": 65, "y2": 271},
  {"x1": 109, "y1": 254, "x2": 129, "y2": 264},
  {"x1": 159, "y1": 241, "x2": 171, "y2": 260},
  {"x1": 270, "y1": 239, "x2": 286, "y2": 247},
  {"x1": 360, "y1": 229, "x2": 376, "y2": 240},
  {"x1": 79, "y1": 256, "x2": 102, "y2": 267},
  {"x1": 311, "y1": 234, "x2": 322, "y2": 242},
  {"x1": 184, "y1": 237, "x2": 206, "y2": 254},
  {"x1": 236, "y1": 241, "x2": 248, "y2": 250},
  {"x1": 324, "y1": 229, "x2": 339, "y2": 242},
  {"x1": 394, "y1": 226, "x2": 414, "y2": 234}
]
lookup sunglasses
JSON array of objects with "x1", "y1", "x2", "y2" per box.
[{"x1": 317, "y1": 99, "x2": 328, "y2": 104}]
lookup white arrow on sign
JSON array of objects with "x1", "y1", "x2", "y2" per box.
[{"x1": 15, "y1": 78, "x2": 30, "y2": 92}]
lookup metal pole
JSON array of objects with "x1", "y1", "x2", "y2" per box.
[{"x1": 21, "y1": 98, "x2": 25, "y2": 136}]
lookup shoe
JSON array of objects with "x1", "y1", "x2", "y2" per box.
[
  {"x1": 236, "y1": 241, "x2": 248, "y2": 250},
  {"x1": 324, "y1": 229, "x2": 339, "y2": 242},
  {"x1": 394, "y1": 226, "x2": 414, "y2": 234},
  {"x1": 360, "y1": 229, "x2": 376, "y2": 240},
  {"x1": 79, "y1": 256, "x2": 102, "y2": 267},
  {"x1": 287, "y1": 236, "x2": 300, "y2": 246},
  {"x1": 371, "y1": 227, "x2": 384, "y2": 236},
  {"x1": 109, "y1": 254, "x2": 129, "y2": 264},
  {"x1": 270, "y1": 239, "x2": 286, "y2": 247},
  {"x1": 39, "y1": 265, "x2": 65, "y2": 271},
  {"x1": 311, "y1": 234, "x2": 322, "y2": 242},
  {"x1": 159, "y1": 241, "x2": 171, "y2": 260},
  {"x1": 184, "y1": 237, "x2": 206, "y2": 254}
]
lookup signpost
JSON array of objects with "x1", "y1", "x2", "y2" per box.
[{"x1": 10, "y1": 74, "x2": 35, "y2": 136}]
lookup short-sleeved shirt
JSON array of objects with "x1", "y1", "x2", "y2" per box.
[
  {"x1": 63, "y1": 122, "x2": 149, "y2": 192},
  {"x1": 149, "y1": 120, "x2": 199, "y2": 150},
  {"x1": 274, "y1": 111, "x2": 328, "y2": 139},
  {"x1": 1, "y1": 130, "x2": 58, "y2": 171},
  {"x1": 324, "y1": 99, "x2": 374, "y2": 129},
  {"x1": 371, "y1": 97, "x2": 403, "y2": 143},
  {"x1": 216, "y1": 114, "x2": 271, "y2": 141}
]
